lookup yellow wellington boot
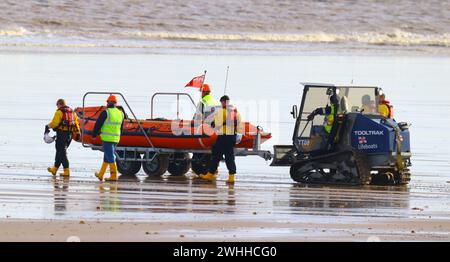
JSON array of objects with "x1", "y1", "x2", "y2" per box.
[
  {"x1": 95, "y1": 162, "x2": 109, "y2": 181},
  {"x1": 201, "y1": 172, "x2": 217, "y2": 181},
  {"x1": 47, "y1": 166, "x2": 58, "y2": 176},
  {"x1": 226, "y1": 174, "x2": 235, "y2": 184},
  {"x1": 59, "y1": 168, "x2": 70, "y2": 177},
  {"x1": 105, "y1": 163, "x2": 118, "y2": 181}
]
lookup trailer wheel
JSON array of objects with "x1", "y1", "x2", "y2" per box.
[
  {"x1": 191, "y1": 153, "x2": 211, "y2": 175},
  {"x1": 116, "y1": 151, "x2": 142, "y2": 176},
  {"x1": 168, "y1": 153, "x2": 191, "y2": 176},
  {"x1": 142, "y1": 154, "x2": 169, "y2": 177}
]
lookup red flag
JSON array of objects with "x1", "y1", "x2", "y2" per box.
[{"x1": 185, "y1": 75, "x2": 205, "y2": 88}]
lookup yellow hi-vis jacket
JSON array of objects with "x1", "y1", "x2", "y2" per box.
[
  {"x1": 213, "y1": 105, "x2": 243, "y2": 136},
  {"x1": 194, "y1": 94, "x2": 219, "y2": 121},
  {"x1": 324, "y1": 104, "x2": 335, "y2": 134},
  {"x1": 100, "y1": 108, "x2": 124, "y2": 143}
]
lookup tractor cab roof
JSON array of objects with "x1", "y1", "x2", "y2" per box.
[
  {"x1": 300, "y1": 83, "x2": 383, "y2": 99},
  {"x1": 301, "y1": 82, "x2": 379, "y2": 90}
]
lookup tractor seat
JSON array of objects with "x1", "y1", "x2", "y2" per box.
[{"x1": 340, "y1": 96, "x2": 350, "y2": 113}]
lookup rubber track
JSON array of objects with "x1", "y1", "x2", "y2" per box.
[{"x1": 290, "y1": 149, "x2": 371, "y2": 185}]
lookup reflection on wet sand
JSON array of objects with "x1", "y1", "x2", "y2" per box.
[
  {"x1": 2, "y1": 171, "x2": 447, "y2": 241},
  {"x1": 99, "y1": 183, "x2": 120, "y2": 212},
  {"x1": 92, "y1": 174, "x2": 237, "y2": 215},
  {"x1": 118, "y1": 174, "x2": 140, "y2": 183},
  {"x1": 287, "y1": 184, "x2": 410, "y2": 214},
  {"x1": 2, "y1": 169, "x2": 447, "y2": 225},
  {"x1": 52, "y1": 176, "x2": 70, "y2": 214}
]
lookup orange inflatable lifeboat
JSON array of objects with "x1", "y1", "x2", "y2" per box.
[{"x1": 75, "y1": 106, "x2": 271, "y2": 150}]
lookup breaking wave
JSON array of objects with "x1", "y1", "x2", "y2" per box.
[
  {"x1": 129, "y1": 30, "x2": 450, "y2": 47},
  {"x1": 0, "y1": 27, "x2": 28, "y2": 36},
  {"x1": 1, "y1": 27, "x2": 449, "y2": 55},
  {"x1": 0, "y1": 0, "x2": 449, "y2": 53}
]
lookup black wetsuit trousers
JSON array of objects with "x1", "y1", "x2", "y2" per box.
[
  {"x1": 208, "y1": 135, "x2": 237, "y2": 174},
  {"x1": 54, "y1": 131, "x2": 72, "y2": 169}
]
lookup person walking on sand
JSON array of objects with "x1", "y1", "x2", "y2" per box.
[
  {"x1": 46, "y1": 99, "x2": 81, "y2": 177},
  {"x1": 92, "y1": 95, "x2": 124, "y2": 182},
  {"x1": 201, "y1": 95, "x2": 242, "y2": 184}
]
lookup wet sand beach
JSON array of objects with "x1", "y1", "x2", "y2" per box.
[
  {"x1": 2, "y1": 219, "x2": 449, "y2": 241},
  {"x1": 0, "y1": 170, "x2": 449, "y2": 241}
]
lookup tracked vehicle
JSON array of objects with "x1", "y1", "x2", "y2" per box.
[{"x1": 271, "y1": 83, "x2": 411, "y2": 185}]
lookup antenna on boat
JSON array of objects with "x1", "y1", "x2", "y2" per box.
[
  {"x1": 200, "y1": 70, "x2": 207, "y2": 121},
  {"x1": 200, "y1": 70, "x2": 207, "y2": 92},
  {"x1": 350, "y1": 57, "x2": 355, "y2": 84},
  {"x1": 223, "y1": 66, "x2": 230, "y2": 95}
]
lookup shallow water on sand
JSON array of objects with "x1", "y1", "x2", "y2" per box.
[{"x1": 0, "y1": 53, "x2": 449, "y2": 236}]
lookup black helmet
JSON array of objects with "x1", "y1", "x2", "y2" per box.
[{"x1": 326, "y1": 88, "x2": 333, "y2": 96}]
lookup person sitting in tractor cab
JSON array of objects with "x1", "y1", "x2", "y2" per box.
[
  {"x1": 307, "y1": 88, "x2": 340, "y2": 150},
  {"x1": 307, "y1": 88, "x2": 339, "y2": 134},
  {"x1": 361, "y1": 94, "x2": 376, "y2": 114}
]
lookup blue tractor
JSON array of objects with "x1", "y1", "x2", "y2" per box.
[{"x1": 271, "y1": 83, "x2": 412, "y2": 185}]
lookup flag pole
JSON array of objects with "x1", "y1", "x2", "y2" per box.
[
  {"x1": 200, "y1": 70, "x2": 207, "y2": 92},
  {"x1": 200, "y1": 70, "x2": 207, "y2": 121},
  {"x1": 223, "y1": 66, "x2": 229, "y2": 95}
]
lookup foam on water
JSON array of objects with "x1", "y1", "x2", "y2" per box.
[{"x1": 0, "y1": 27, "x2": 28, "y2": 37}]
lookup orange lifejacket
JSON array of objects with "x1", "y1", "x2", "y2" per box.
[
  {"x1": 59, "y1": 106, "x2": 76, "y2": 131},
  {"x1": 228, "y1": 107, "x2": 238, "y2": 134}
]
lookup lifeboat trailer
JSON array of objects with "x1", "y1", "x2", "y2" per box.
[{"x1": 78, "y1": 92, "x2": 272, "y2": 177}]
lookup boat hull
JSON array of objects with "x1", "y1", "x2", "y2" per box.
[{"x1": 75, "y1": 106, "x2": 271, "y2": 150}]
